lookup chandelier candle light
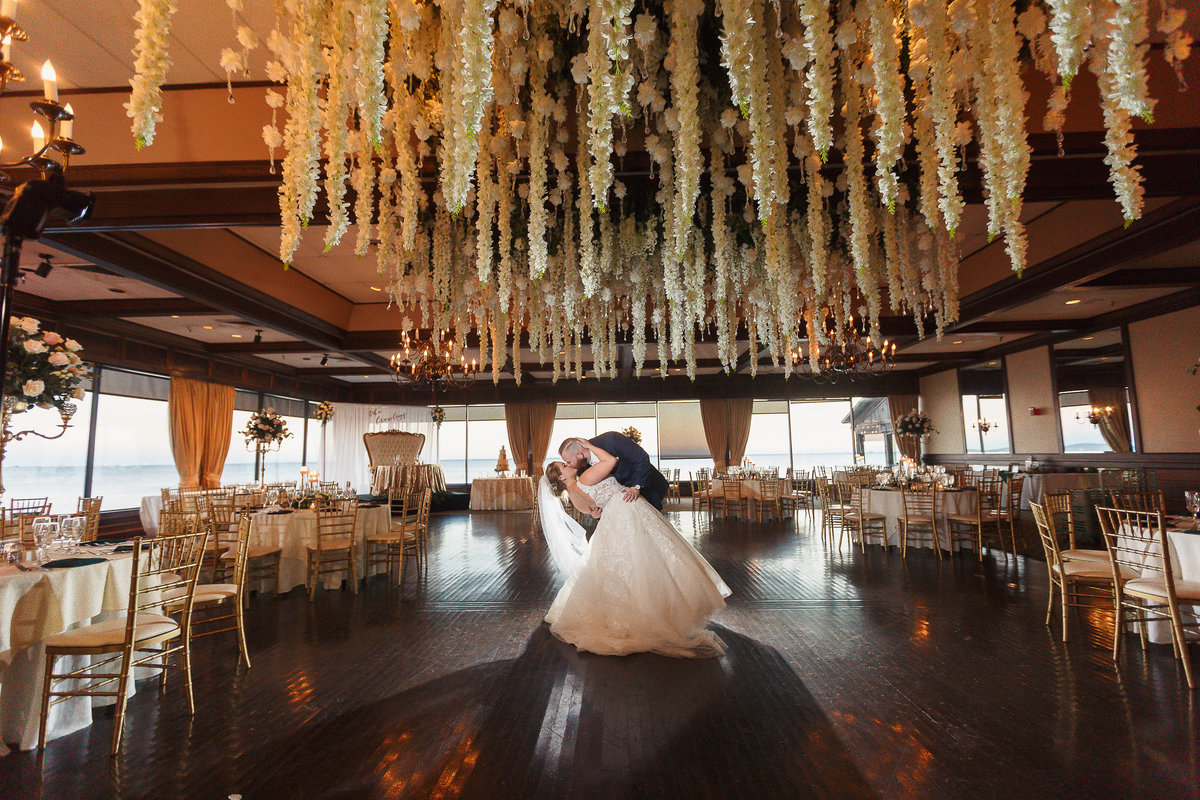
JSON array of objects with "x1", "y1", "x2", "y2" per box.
[{"x1": 391, "y1": 330, "x2": 479, "y2": 392}]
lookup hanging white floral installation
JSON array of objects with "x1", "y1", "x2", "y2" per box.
[{"x1": 155, "y1": 0, "x2": 1191, "y2": 382}]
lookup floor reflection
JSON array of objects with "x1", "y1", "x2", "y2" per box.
[{"x1": 236, "y1": 625, "x2": 874, "y2": 800}]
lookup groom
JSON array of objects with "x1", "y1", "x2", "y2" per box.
[{"x1": 559, "y1": 431, "x2": 670, "y2": 511}]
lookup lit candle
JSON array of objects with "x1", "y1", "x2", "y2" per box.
[
  {"x1": 30, "y1": 120, "x2": 44, "y2": 152},
  {"x1": 41, "y1": 60, "x2": 57, "y2": 103},
  {"x1": 2, "y1": 35, "x2": 10, "y2": 63},
  {"x1": 1, "y1": 1, "x2": 16, "y2": 22},
  {"x1": 60, "y1": 103, "x2": 73, "y2": 139}
]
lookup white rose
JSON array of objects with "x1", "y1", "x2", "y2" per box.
[
  {"x1": 65, "y1": 339, "x2": 82, "y2": 352},
  {"x1": 18, "y1": 317, "x2": 39, "y2": 334},
  {"x1": 22, "y1": 379, "x2": 44, "y2": 397},
  {"x1": 72, "y1": 387, "x2": 85, "y2": 399},
  {"x1": 48, "y1": 352, "x2": 69, "y2": 366},
  {"x1": 23, "y1": 339, "x2": 46, "y2": 353}
]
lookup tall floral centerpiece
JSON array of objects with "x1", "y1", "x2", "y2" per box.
[
  {"x1": 243, "y1": 407, "x2": 292, "y2": 485},
  {"x1": 620, "y1": 426, "x2": 642, "y2": 445},
  {"x1": 1, "y1": 317, "x2": 87, "y2": 495},
  {"x1": 894, "y1": 409, "x2": 934, "y2": 463},
  {"x1": 313, "y1": 400, "x2": 335, "y2": 426}
]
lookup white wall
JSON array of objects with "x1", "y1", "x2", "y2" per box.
[
  {"x1": 1005, "y1": 346, "x2": 1060, "y2": 453},
  {"x1": 919, "y1": 369, "x2": 965, "y2": 454},
  {"x1": 1129, "y1": 306, "x2": 1200, "y2": 452}
]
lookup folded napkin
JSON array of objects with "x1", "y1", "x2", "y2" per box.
[
  {"x1": 266, "y1": 509, "x2": 294, "y2": 516},
  {"x1": 43, "y1": 557, "x2": 107, "y2": 569},
  {"x1": 112, "y1": 544, "x2": 136, "y2": 553},
  {"x1": 358, "y1": 503, "x2": 380, "y2": 509},
  {"x1": 81, "y1": 541, "x2": 108, "y2": 547}
]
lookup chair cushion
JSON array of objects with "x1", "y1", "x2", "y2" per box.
[
  {"x1": 307, "y1": 537, "x2": 354, "y2": 552},
  {"x1": 1053, "y1": 561, "x2": 1138, "y2": 581},
  {"x1": 221, "y1": 544, "x2": 281, "y2": 560},
  {"x1": 47, "y1": 613, "x2": 179, "y2": 649},
  {"x1": 845, "y1": 512, "x2": 885, "y2": 521},
  {"x1": 194, "y1": 583, "x2": 238, "y2": 603},
  {"x1": 1124, "y1": 577, "x2": 1200, "y2": 601},
  {"x1": 1060, "y1": 548, "x2": 1109, "y2": 564}
]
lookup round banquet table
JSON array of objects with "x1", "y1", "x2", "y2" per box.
[
  {"x1": 1019, "y1": 473, "x2": 1100, "y2": 510},
  {"x1": 862, "y1": 488, "x2": 979, "y2": 550},
  {"x1": 247, "y1": 504, "x2": 392, "y2": 594},
  {"x1": 708, "y1": 479, "x2": 766, "y2": 517},
  {"x1": 370, "y1": 463, "x2": 448, "y2": 496},
  {"x1": 0, "y1": 549, "x2": 137, "y2": 751},
  {"x1": 470, "y1": 477, "x2": 536, "y2": 511}
]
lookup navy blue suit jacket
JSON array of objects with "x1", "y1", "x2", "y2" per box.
[{"x1": 588, "y1": 431, "x2": 669, "y2": 511}]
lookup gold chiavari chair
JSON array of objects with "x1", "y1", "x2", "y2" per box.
[
  {"x1": 1107, "y1": 489, "x2": 1166, "y2": 514},
  {"x1": 365, "y1": 490, "x2": 413, "y2": 585},
  {"x1": 204, "y1": 496, "x2": 240, "y2": 582},
  {"x1": 158, "y1": 509, "x2": 202, "y2": 537},
  {"x1": 722, "y1": 479, "x2": 747, "y2": 520},
  {"x1": 757, "y1": 477, "x2": 782, "y2": 522},
  {"x1": 399, "y1": 488, "x2": 432, "y2": 581},
  {"x1": 900, "y1": 488, "x2": 942, "y2": 559},
  {"x1": 169, "y1": 513, "x2": 253, "y2": 668},
  {"x1": 1031, "y1": 501, "x2": 1133, "y2": 643},
  {"x1": 820, "y1": 479, "x2": 851, "y2": 544},
  {"x1": 1097, "y1": 506, "x2": 1198, "y2": 688},
  {"x1": 10, "y1": 497, "x2": 50, "y2": 518},
  {"x1": 76, "y1": 497, "x2": 102, "y2": 542},
  {"x1": 37, "y1": 529, "x2": 209, "y2": 755},
  {"x1": 306, "y1": 501, "x2": 359, "y2": 600},
  {"x1": 690, "y1": 472, "x2": 710, "y2": 515},
  {"x1": 1043, "y1": 491, "x2": 1108, "y2": 564},
  {"x1": 844, "y1": 483, "x2": 887, "y2": 553}
]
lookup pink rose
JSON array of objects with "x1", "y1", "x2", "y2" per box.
[
  {"x1": 48, "y1": 352, "x2": 69, "y2": 366},
  {"x1": 42, "y1": 331, "x2": 63, "y2": 346}
]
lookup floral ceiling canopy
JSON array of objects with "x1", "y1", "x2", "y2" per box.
[{"x1": 129, "y1": 0, "x2": 1192, "y2": 383}]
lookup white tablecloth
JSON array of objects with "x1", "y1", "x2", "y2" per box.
[
  {"x1": 139, "y1": 495, "x2": 162, "y2": 534},
  {"x1": 1120, "y1": 520, "x2": 1200, "y2": 644},
  {"x1": 0, "y1": 550, "x2": 136, "y2": 750},
  {"x1": 248, "y1": 504, "x2": 391, "y2": 594},
  {"x1": 470, "y1": 477, "x2": 535, "y2": 510},
  {"x1": 863, "y1": 489, "x2": 979, "y2": 550},
  {"x1": 1020, "y1": 473, "x2": 1100, "y2": 510}
]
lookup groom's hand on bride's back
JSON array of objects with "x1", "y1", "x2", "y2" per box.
[{"x1": 589, "y1": 505, "x2": 602, "y2": 519}]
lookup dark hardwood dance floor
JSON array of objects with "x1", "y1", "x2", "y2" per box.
[{"x1": 4, "y1": 509, "x2": 1197, "y2": 799}]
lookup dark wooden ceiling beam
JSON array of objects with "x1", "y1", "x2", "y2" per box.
[
  {"x1": 13, "y1": 293, "x2": 217, "y2": 318},
  {"x1": 1081, "y1": 266, "x2": 1200, "y2": 288},
  {"x1": 208, "y1": 341, "x2": 319, "y2": 354}
]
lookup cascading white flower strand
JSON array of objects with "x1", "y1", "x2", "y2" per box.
[
  {"x1": 276, "y1": 0, "x2": 325, "y2": 266},
  {"x1": 442, "y1": 0, "x2": 498, "y2": 215},
  {"x1": 127, "y1": 0, "x2": 178, "y2": 150},
  {"x1": 322, "y1": 0, "x2": 353, "y2": 251},
  {"x1": 867, "y1": 0, "x2": 906, "y2": 213},
  {"x1": 797, "y1": 0, "x2": 836, "y2": 161},
  {"x1": 667, "y1": 0, "x2": 703, "y2": 259}
]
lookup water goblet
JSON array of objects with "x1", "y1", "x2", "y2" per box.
[{"x1": 1185, "y1": 491, "x2": 1200, "y2": 530}]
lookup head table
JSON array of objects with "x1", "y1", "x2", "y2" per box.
[{"x1": 0, "y1": 548, "x2": 136, "y2": 751}]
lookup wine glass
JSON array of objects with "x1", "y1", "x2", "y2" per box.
[
  {"x1": 1184, "y1": 491, "x2": 1200, "y2": 530},
  {"x1": 61, "y1": 517, "x2": 84, "y2": 552}
]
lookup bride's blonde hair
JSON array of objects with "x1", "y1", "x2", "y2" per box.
[{"x1": 545, "y1": 462, "x2": 568, "y2": 494}]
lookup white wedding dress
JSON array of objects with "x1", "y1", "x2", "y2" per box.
[{"x1": 545, "y1": 476, "x2": 731, "y2": 658}]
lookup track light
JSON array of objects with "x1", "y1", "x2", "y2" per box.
[
  {"x1": 253, "y1": 329, "x2": 263, "y2": 344},
  {"x1": 320, "y1": 354, "x2": 328, "y2": 366},
  {"x1": 34, "y1": 253, "x2": 53, "y2": 278}
]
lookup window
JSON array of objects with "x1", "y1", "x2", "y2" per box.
[
  {"x1": 437, "y1": 406, "x2": 467, "y2": 483},
  {"x1": 465, "y1": 405, "x2": 508, "y2": 480},
  {"x1": 261, "y1": 395, "x2": 307, "y2": 483},
  {"x1": 90, "y1": 392, "x2": 176, "y2": 510},
  {"x1": 546, "y1": 404, "x2": 597, "y2": 467},
  {"x1": 656, "y1": 400, "x2": 710, "y2": 477},
  {"x1": 744, "y1": 400, "x2": 791, "y2": 470},
  {"x1": 789, "y1": 400, "x2": 853, "y2": 472},
  {"x1": 1059, "y1": 390, "x2": 1132, "y2": 453},
  {"x1": 224, "y1": 409, "x2": 258, "y2": 485},
  {"x1": 1, "y1": 389, "x2": 92, "y2": 514},
  {"x1": 962, "y1": 394, "x2": 1012, "y2": 453},
  {"x1": 597, "y1": 401, "x2": 658, "y2": 463}
]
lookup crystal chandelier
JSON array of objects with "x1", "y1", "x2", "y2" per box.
[
  {"x1": 795, "y1": 310, "x2": 896, "y2": 382},
  {"x1": 389, "y1": 331, "x2": 479, "y2": 393}
]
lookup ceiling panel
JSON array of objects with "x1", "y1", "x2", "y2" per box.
[
  {"x1": 129, "y1": 315, "x2": 301, "y2": 343},
  {"x1": 21, "y1": 263, "x2": 178, "y2": 301},
  {"x1": 984, "y1": 285, "x2": 1179, "y2": 321}
]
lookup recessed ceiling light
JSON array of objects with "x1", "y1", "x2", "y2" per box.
[
  {"x1": 170, "y1": 315, "x2": 180, "y2": 319},
  {"x1": 989, "y1": 361, "x2": 998, "y2": 366},
  {"x1": 952, "y1": 340, "x2": 963, "y2": 344},
  {"x1": 201, "y1": 325, "x2": 214, "y2": 330},
  {"x1": 370, "y1": 286, "x2": 382, "y2": 292},
  {"x1": 108, "y1": 288, "x2": 126, "y2": 294},
  {"x1": 1065, "y1": 299, "x2": 1082, "y2": 305},
  {"x1": 231, "y1": 333, "x2": 242, "y2": 338},
  {"x1": 1082, "y1": 336, "x2": 1094, "y2": 340}
]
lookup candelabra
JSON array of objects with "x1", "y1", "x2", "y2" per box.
[
  {"x1": 390, "y1": 330, "x2": 479, "y2": 393},
  {"x1": 973, "y1": 418, "x2": 994, "y2": 434},
  {"x1": 0, "y1": 2, "x2": 92, "y2": 495}
]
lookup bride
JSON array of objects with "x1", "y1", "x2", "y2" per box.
[{"x1": 540, "y1": 441, "x2": 730, "y2": 658}]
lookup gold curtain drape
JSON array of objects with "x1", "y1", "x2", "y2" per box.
[
  {"x1": 199, "y1": 383, "x2": 235, "y2": 488},
  {"x1": 168, "y1": 377, "x2": 235, "y2": 490},
  {"x1": 699, "y1": 398, "x2": 754, "y2": 469},
  {"x1": 504, "y1": 401, "x2": 558, "y2": 476},
  {"x1": 888, "y1": 395, "x2": 922, "y2": 461},
  {"x1": 1088, "y1": 387, "x2": 1132, "y2": 453}
]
